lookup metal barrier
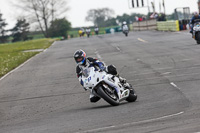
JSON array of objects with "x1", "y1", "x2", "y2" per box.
[
  {"x1": 132, "y1": 19, "x2": 180, "y2": 32},
  {"x1": 157, "y1": 21, "x2": 179, "y2": 31},
  {"x1": 132, "y1": 19, "x2": 157, "y2": 31}
]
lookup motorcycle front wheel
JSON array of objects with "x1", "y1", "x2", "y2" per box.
[
  {"x1": 195, "y1": 32, "x2": 200, "y2": 44},
  {"x1": 97, "y1": 85, "x2": 120, "y2": 106}
]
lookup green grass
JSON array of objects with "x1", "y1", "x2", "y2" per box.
[
  {"x1": 0, "y1": 38, "x2": 57, "y2": 78},
  {"x1": 30, "y1": 34, "x2": 45, "y2": 39}
]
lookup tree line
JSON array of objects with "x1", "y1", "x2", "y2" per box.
[{"x1": 0, "y1": 0, "x2": 71, "y2": 44}]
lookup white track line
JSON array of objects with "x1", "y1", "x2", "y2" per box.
[
  {"x1": 138, "y1": 38, "x2": 148, "y2": 43},
  {"x1": 161, "y1": 72, "x2": 172, "y2": 75},
  {"x1": 130, "y1": 64, "x2": 200, "y2": 75},
  {"x1": 0, "y1": 41, "x2": 57, "y2": 82},
  {"x1": 170, "y1": 82, "x2": 181, "y2": 90},
  {"x1": 77, "y1": 112, "x2": 184, "y2": 133},
  {"x1": 116, "y1": 46, "x2": 122, "y2": 52},
  {"x1": 43, "y1": 49, "x2": 47, "y2": 52}
]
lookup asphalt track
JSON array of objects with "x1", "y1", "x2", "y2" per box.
[{"x1": 0, "y1": 31, "x2": 200, "y2": 133}]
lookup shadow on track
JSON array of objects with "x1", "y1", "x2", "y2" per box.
[{"x1": 84, "y1": 101, "x2": 132, "y2": 110}]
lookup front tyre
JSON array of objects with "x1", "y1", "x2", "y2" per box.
[
  {"x1": 126, "y1": 89, "x2": 137, "y2": 102},
  {"x1": 196, "y1": 32, "x2": 200, "y2": 44},
  {"x1": 97, "y1": 86, "x2": 119, "y2": 106}
]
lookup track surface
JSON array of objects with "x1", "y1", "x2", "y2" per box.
[{"x1": 0, "y1": 31, "x2": 200, "y2": 133}]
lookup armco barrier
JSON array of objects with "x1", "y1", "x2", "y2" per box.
[
  {"x1": 133, "y1": 20, "x2": 180, "y2": 32},
  {"x1": 132, "y1": 19, "x2": 157, "y2": 31},
  {"x1": 129, "y1": 24, "x2": 133, "y2": 31},
  {"x1": 157, "y1": 21, "x2": 179, "y2": 31}
]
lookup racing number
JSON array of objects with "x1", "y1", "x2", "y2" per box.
[{"x1": 88, "y1": 77, "x2": 91, "y2": 82}]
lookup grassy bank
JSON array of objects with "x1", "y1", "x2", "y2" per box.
[{"x1": 0, "y1": 38, "x2": 57, "y2": 78}]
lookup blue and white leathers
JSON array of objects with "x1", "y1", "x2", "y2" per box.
[{"x1": 81, "y1": 66, "x2": 130, "y2": 105}]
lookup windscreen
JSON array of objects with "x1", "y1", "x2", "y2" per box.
[{"x1": 82, "y1": 68, "x2": 91, "y2": 77}]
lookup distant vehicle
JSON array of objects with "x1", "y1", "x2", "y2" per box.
[
  {"x1": 94, "y1": 27, "x2": 99, "y2": 35},
  {"x1": 122, "y1": 21, "x2": 129, "y2": 37},
  {"x1": 122, "y1": 24, "x2": 129, "y2": 37},
  {"x1": 79, "y1": 28, "x2": 85, "y2": 37},
  {"x1": 78, "y1": 30, "x2": 83, "y2": 37},
  {"x1": 86, "y1": 28, "x2": 91, "y2": 38},
  {"x1": 192, "y1": 22, "x2": 200, "y2": 44},
  {"x1": 81, "y1": 67, "x2": 137, "y2": 106}
]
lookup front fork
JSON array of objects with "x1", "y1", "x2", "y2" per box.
[
  {"x1": 193, "y1": 31, "x2": 196, "y2": 39},
  {"x1": 103, "y1": 76, "x2": 130, "y2": 101}
]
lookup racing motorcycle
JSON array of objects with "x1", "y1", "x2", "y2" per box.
[
  {"x1": 86, "y1": 29, "x2": 91, "y2": 38},
  {"x1": 192, "y1": 22, "x2": 200, "y2": 44},
  {"x1": 81, "y1": 67, "x2": 137, "y2": 106},
  {"x1": 122, "y1": 25, "x2": 129, "y2": 37}
]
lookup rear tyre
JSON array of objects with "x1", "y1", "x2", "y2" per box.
[
  {"x1": 97, "y1": 86, "x2": 119, "y2": 106},
  {"x1": 126, "y1": 89, "x2": 137, "y2": 102},
  {"x1": 125, "y1": 33, "x2": 128, "y2": 37}
]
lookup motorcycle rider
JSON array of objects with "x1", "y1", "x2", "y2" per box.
[
  {"x1": 78, "y1": 28, "x2": 83, "y2": 37},
  {"x1": 122, "y1": 21, "x2": 129, "y2": 31},
  {"x1": 74, "y1": 49, "x2": 132, "y2": 103},
  {"x1": 94, "y1": 26, "x2": 99, "y2": 35},
  {"x1": 189, "y1": 12, "x2": 200, "y2": 34},
  {"x1": 86, "y1": 27, "x2": 91, "y2": 37}
]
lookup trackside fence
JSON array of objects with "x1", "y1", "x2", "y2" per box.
[{"x1": 132, "y1": 20, "x2": 180, "y2": 32}]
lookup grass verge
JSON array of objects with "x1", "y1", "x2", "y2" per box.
[{"x1": 0, "y1": 38, "x2": 58, "y2": 78}]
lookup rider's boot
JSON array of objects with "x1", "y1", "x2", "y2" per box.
[{"x1": 90, "y1": 92, "x2": 101, "y2": 103}]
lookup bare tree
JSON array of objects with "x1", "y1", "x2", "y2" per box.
[
  {"x1": 85, "y1": 8, "x2": 115, "y2": 26},
  {"x1": 14, "y1": 0, "x2": 69, "y2": 37}
]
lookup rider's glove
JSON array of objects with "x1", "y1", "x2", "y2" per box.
[
  {"x1": 98, "y1": 63, "x2": 106, "y2": 71},
  {"x1": 99, "y1": 65, "x2": 105, "y2": 71}
]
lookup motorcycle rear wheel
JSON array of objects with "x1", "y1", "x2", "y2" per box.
[{"x1": 126, "y1": 89, "x2": 137, "y2": 102}]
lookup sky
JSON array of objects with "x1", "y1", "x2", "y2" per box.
[{"x1": 0, "y1": 0, "x2": 198, "y2": 29}]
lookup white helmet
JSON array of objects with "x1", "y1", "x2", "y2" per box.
[
  {"x1": 194, "y1": 11, "x2": 198, "y2": 16},
  {"x1": 123, "y1": 21, "x2": 127, "y2": 25}
]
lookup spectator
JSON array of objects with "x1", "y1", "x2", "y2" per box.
[
  {"x1": 150, "y1": 12, "x2": 158, "y2": 19},
  {"x1": 157, "y1": 13, "x2": 166, "y2": 21},
  {"x1": 142, "y1": 16, "x2": 146, "y2": 21},
  {"x1": 138, "y1": 17, "x2": 143, "y2": 21},
  {"x1": 135, "y1": 16, "x2": 139, "y2": 21}
]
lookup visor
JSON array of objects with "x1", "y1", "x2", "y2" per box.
[{"x1": 75, "y1": 57, "x2": 85, "y2": 65}]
